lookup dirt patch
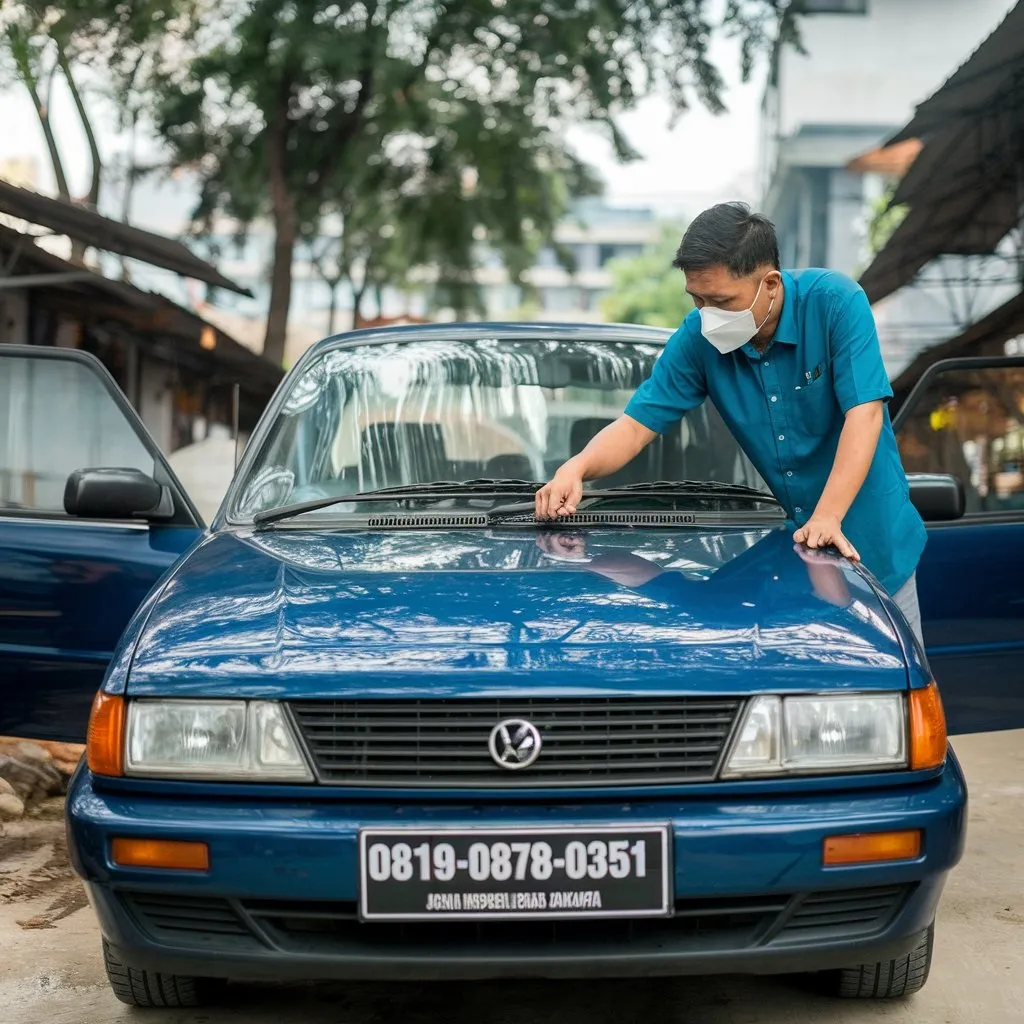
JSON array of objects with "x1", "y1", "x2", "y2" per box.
[{"x1": 0, "y1": 810, "x2": 87, "y2": 929}]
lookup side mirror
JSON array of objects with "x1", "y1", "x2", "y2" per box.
[
  {"x1": 907, "y1": 473, "x2": 965, "y2": 522},
  {"x1": 64, "y1": 468, "x2": 173, "y2": 521}
]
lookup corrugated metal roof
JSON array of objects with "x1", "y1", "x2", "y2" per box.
[
  {"x1": 0, "y1": 180, "x2": 251, "y2": 297},
  {"x1": 858, "y1": 1, "x2": 1024, "y2": 303},
  {"x1": 889, "y1": 2, "x2": 1024, "y2": 143}
]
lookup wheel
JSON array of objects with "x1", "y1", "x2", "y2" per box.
[
  {"x1": 834, "y1": 925, "x2": 934, "y2": 998},
  {"x1": 102, "y1": 938, "x2": 224, "y2": 1008}
]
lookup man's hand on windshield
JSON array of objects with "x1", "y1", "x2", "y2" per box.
[
  {"x1": 793, "y1": 512, "x2": 860, "y2": 561},
  {"x1": 535, "y1": 463, "x2": 584, "y2": 519}
]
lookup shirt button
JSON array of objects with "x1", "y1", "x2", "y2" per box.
[
  {"x1": 786, "y1": 471, "x2": 793, "y2": 477},
  {"x1": 795, "y1": 506, "x2": 803, "y2": 513},
  {"x1": 778, "y1": 434, "x2": 785, "y2": 441},
  {"x1": 770, "y1": 395, "x2": 778, "y2": 403},
  {"x1": 764, "y1": 361, "x2": 770, "y2": 366}
]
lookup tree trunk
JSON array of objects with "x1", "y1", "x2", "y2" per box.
[
  {"x1": 57, "y1": 44, "x2": 102, "y2": 209},
  {"x1": 351, "y1": 285, "x2": 367, "y2": 330},
  {"x1": 262, "y1": 90, "x2": 297, "y2": 367},
  {"x1": 327, "y1": 278, "x2": 343, "y2": 336}
]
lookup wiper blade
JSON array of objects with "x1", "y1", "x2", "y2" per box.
[
  {"x1": 251, "y1": 479, "x2": 542, "y2": 527},
  {"x1": 611, "y1": 480, "x2": 776, "y2": 500},
  {"x1": 362, "y1": 478, "x2": 540, "y2": 495}
]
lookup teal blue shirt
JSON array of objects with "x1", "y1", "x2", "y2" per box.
[{"x1": 624, "y1": 268, "x2": 927, "y2": 595}]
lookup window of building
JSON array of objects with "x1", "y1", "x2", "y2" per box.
[
  {"x1": 896, "y1": 363, "x2": 1024, "y2": 515},
  {"x1": 800, "y1": 0, "x2": 868, "y2": 12}
]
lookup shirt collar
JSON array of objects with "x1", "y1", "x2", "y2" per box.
[
  {"x1": 740, "y1": 270, "x2": 796, "y2": 360},
  {"x1": 769, "y1": 270, "x2": 798, "y2": 346}
]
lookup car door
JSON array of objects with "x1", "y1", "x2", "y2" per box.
[
  {"x1": 892, "y1": 355, "x2": 1024, "y2": 735},
  {"x1": 0, "y1": 346, "x2": 204, "y2": 742}
]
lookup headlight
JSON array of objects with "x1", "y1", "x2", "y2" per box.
[
  {"x1": 125, "y1": 700, "x2": 312, "y2": 781},
  {"x1": 722, "y1": 694, "x2": 906, "y2": 777}
]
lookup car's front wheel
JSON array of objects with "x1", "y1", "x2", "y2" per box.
[
  {"x1": 834, "y1": 925, "x2": 934, "y2": 998},
  {"x1": 102, "y1": 939, "x2": 224, "y2": 1008}
]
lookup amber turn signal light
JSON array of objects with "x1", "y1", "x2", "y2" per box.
[
  {"x1": 823, "y1": 829, "x2": 922, "y2": 866},
  {"x1": 86, "y1": 691, "x2": 125, "y2": 777},
  {"x1": 111, "y1": 838, "x2": 210, "y2": 872},
  {"x1": 909, "y1": 681, "x2": 947, "y2": 770}
]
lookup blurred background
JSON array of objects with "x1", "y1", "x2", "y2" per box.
[{"x1": 1, "y1": 0, "x2": 1022, "y2": 515}]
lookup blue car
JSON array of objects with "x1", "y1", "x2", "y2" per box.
[{"x1": 2, "y1": 328, "x2": 1022, "y2": 1008}]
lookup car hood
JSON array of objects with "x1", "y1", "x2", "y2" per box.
[{"x1": 127, "y1": 526, "x2": 909, "y2": 698}]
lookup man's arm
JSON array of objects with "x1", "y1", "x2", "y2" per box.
[
  {"x1": 535, "y1": 325, "x2": 708, "y2": 519},
  {"x1": 794, "y1": 400, "x2": 883, "y2": 559},
  {"x1": 794, "y1": 278, "x2": 892, "y2": 559},
  {"x1": 535, "y1": 416, "x2": 656, "y2": 519}
]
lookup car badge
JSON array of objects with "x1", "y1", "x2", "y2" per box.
[{"x1": 488, "y1": 719, "x2": 542, "y2": 770}]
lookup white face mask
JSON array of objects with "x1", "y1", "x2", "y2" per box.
[{"x1": 699, "y1": 278, "x2": 775, "y2": 354}]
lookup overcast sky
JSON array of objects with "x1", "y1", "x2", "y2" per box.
[{"x1": 0, "y1": 32, "x2": 764, "y2": 231}]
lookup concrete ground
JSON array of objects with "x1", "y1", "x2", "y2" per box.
[{"x1": 1, "y1": 731, "x2": 1021, "y2": 1024}]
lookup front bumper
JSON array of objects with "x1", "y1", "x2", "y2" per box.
[{"x1": 67, "y1": 762, "x2": 967, "y2": 982}]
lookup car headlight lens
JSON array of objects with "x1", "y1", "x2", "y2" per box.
[
  {"x1": 722, "y1": 694, "x2": 906, "y2": 777},
  {"x1": 125, "y1": 700, "x2": 312, "y2": 781}
]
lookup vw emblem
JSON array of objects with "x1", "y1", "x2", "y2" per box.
[{"x1": 488, "y1": 719, "x2": 542, "y2": 770}]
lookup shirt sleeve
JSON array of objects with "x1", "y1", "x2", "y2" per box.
[
  {"x1": 829, "y1": 280, "x2": 894, "y2": 414},
  {"x1": 624, "y1": 324, "x2": 708, "y2": 434}
]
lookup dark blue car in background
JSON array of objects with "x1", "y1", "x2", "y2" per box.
[{"x1": 1, "y1": 328, "x2": 1021, "y2": 1008}]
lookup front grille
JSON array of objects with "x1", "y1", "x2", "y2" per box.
[
  {"x1": 289, "y1": 697, "x2": 743, "y2": 788},
  {"x1": 120, "y1": 885, "x2": 914, "y2": 957}
]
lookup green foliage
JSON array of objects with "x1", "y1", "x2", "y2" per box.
[
  {"x1": 601, "y1": 224, "x2": 694, "y2": 329},
  {"x1": 148, "y1": 0, "x2": 788, "y2": 363},
  {"x1": 866, "y1": 185, "x2": 909, "y2": 260}
]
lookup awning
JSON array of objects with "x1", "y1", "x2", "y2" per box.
[
  {"x1": 0, "y1": 180, "x2": 251, "y2": 297},
  {"x1": 888, "y1": 2, "x2": 1024, "y2": 144},
  {"x1": 857, "y1": 2, "x2": 1024, "y2": 304},
  {"x1": 0, "y1": 225, "x2": 281, "y2": 392},
  {"x1": 892, "y1": 289, "x2": 1024, "y2": 405}
]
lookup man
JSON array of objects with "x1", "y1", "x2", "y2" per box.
[{"x1": 535, "y1": 202, "x2": 927, "y2": 642}]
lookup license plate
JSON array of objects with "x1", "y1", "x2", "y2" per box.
[{"x1": 358, "y1": 825, "x2": 671, "y2": 921}]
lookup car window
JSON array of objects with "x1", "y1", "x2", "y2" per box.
[
  {"x1": 896, "y1": 363, "x2": 1024, "y2": 515},
  {"x1": 0, "y1": 354, "x2": 154, "y2": 515},
  {"x1": 232, "y1": 336, "x2": 768, "y2": 517}
]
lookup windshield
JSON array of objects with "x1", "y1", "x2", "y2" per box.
[{"x1": 230, "y1": 335, "x2": 767, "y2": 520}]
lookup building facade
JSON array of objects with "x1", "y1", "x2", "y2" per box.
[{"x1": 759, "y1": 0, "x2": 1016, "y2": 375}]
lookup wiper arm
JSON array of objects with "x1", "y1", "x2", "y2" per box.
[
  {"x1": 611, "y1": 480, "x2": 776, "y2": 500},
  {"x1": 251, "y1": 479, "x2": 542, "y2": 527}
]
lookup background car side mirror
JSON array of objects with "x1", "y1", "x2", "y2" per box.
[
  {"x1": 64, "y1": 468, "x2": 174, "y2": 521},
  {"x1": 907, "y1": 473, "x2": 965, "y2": 522}
]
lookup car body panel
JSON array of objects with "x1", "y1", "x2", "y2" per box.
[
  {"x1": 891, "y1": 355, "x2": 1024, "y2": 736},
  {"x1": 0, "y1": 345, "x2": 204, "y2": 741},
  {"x1": 120, "y1": 526, "x2": 915, "y2": 703},
  {"x1": 0, "y1": 518, "x2": 200, "y2": 739}
]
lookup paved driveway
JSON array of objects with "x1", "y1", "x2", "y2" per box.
[{"x1": 2, "y1": 731, "x2": 1021, "y2": 1024}]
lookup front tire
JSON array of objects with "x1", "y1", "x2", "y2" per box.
[
  {"x1": 834, "y1": 925, "x2": 934, "y2": 998},
  {"x1": 102, "y1": 939, "x2": 223, "y2": 1008}
]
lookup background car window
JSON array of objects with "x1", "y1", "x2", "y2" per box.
[
  {"x1": 896, "y1": 364, "x2": 1024, "y2": 515},
  {"x1": 0, "y1": 355, "x2": 154, "y2": 515}
]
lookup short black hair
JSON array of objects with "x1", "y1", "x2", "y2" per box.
[{"x1": 673, "y1": 202, "x2": 780, "y2": 276}]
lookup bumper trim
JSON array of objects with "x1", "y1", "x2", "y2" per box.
[{"x1": 89, "y1": 876, "x2": 944, "y2": 982}]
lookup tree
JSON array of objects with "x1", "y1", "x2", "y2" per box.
[
  {"x1": 152, "y1": 1, "x2": 794, "y2": 366},
  {"x1": 602, "y1": 224, "x2": 694, "y2": 329},
  {"x1": 0, "y1": 0, "x2": 196, "y2": 264}
]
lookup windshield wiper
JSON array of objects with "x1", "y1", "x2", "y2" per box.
[
  {"x1": 251, "y1": 479, "x2": 542, "y2": 527},
  {"x1": 486, "y1": 481, "x2": 779, "y2": 519},
  {"x1": 609, "y1": 480, "x2": 775, "y2": 500}
]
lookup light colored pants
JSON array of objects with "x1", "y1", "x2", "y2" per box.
[{"x1": 892, "y1": 572, "x2": 924, "y2": 646}]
